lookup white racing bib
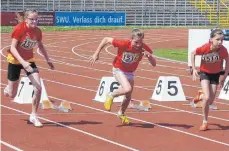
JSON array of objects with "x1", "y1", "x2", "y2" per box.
[
  {"x1": 122, "y1": 52, "x2": 140, "y2": 64},
  {"x1": 201, "y1": 52, "x2": 220, "y2": 63}
]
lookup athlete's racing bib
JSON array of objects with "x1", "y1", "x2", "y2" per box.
[
  {"x1": 201, "y1": 52, "x2": 220, "y2": 63},
  {"x1": 122, "y1": 52, "x2": 140, "y2": 64}
]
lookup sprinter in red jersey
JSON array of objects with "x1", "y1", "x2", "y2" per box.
[
  {"x1": 89, "y1": 29, "x2": 156, "y2": 124},
  {"x1": 191, "y1": 29, "x2": 229, "y2": 131},
  {"x1": 4, "y1": 9, "x2": 54, "y2": 127}
]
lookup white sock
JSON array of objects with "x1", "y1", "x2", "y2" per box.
[
  {"x1": 117, "y1": 110, "x2": 123, "y2": 116},
  {"x1": 108, "y1": 92, "x2": 114, "y2": 99},
  {"x1": 4, "y1": 85, "x2": 9, "y2": 93}
]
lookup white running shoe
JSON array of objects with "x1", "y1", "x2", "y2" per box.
[
  {"x1": 209, "y1": 105, "x2": 218, "y2": 110},
  {"x1": 29, "y1": 114, "x2": 43, "y2": 127}
]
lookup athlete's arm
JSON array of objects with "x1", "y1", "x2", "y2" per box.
[
  {"x1": 89, "y1": 37, "x2": 113, "y2": 65},
  {"x1": 10, "y1": 38, "x2": 33, "y2": 72},
  {"x1": 37, "y1": 41, "x2": 54, "y2": 69},
  {"x1": 146, "y1": 54, "x2": 156, "y2": 67},
  {"x1": 191, "y1": 50, "x2": 199, "y2": 81}
]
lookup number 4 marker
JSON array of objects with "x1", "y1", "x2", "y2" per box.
[{"x1": 218, "y1": 76, "x2": 229, "y2": 100}]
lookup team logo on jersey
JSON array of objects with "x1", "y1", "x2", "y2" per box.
[
  {"x1": 201, "y1": 52, "x2": 220, "y2": 63},
  {"x1": 122, "y1": 52, "x2": 140, "y2": 64},
  {"x1": 21, "y1": 37, "x2": 37, "y2": 50}
]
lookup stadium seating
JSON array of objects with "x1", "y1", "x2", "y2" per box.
[{"x1": 1, "y1": 0, "x2": 228, "y2": 26}]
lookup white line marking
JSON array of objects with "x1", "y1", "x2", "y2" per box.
[
  {"x1": 0, "y1": 110, "x2": 185, "y2": 116},
  {"x1": 2, "y1": 32, "x2": 229, "y2": 147},
  {"x1": 0, "y1": 140, "x2": 23, "y2": 151},
  {"x1": 1, "y1": 81, "x2": 229, "y2": 146},
  {"x1": 47, "y1": 96, "x2": 229, "y2": 147},
  {"x1": 1, "y1": 105, "x2": 139, "y2": 151},
  {"x1": 1, "y1": 69, "x2": 229, "y2": 119}
]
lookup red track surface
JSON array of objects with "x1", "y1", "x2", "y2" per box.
[{"x1": 1, "y1": 29, "x2": 229, "y2": 151}]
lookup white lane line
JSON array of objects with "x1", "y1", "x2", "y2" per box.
[
  {"x1": 1, "y1": 66, "x2": 229, "y2": 117},
  {"x1": 0, "y1": 110, "x2": 186, "y2": 116},
  {"x1": 47, "y1": 96, "x2": 229, "y2": 147},
  {"x1": 1, "y1": 33, "x2": 229, "y2": 147},
  {"x1": 1, "y1": 82, "x2": 229, "y2": 147},
  {"x1": 1, "y1": 105, "x2": 139, "y2": 151},
  {"x1": 0, "y1": 140, "x2": 23, "y2": 151},
  {"x1": 132, "y1": 99, "x2": 229, "y2": 122}
]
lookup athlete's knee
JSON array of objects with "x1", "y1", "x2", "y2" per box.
[
  {"x1": 202, "y1": 95, "x2": 211, "y2": 106},
  {"x1": 33, "y1": 85, "x2": 42, "y2": 95},
  {"x1": 203, "y1": 95, "x2": 210, "y2": 102},
  {"x1": 123, "y1": 85, "x2": 132, "y2": 94}
]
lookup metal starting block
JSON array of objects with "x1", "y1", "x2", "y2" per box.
[
  {"x1": 40, "y1": 100, "x2": 72, "y2": 112},
  {"x1": 140, "y1": 100, "x2": 151, "y2": 109},
  {"x1": 129, "y1": 100, "x2": 151, "y2": 111},
  {"x1": 188, "y1": 89, "x2": 218, "y2": 110},
  {"x1": 41, "y1": 100, "x2": 54, "y2": 109},
  {"x1": 190, "y1": 101, "x2": 218, "y2": 110},
  {"x1": 59, "y1": 101, "x2": 72, "y2": 111}
]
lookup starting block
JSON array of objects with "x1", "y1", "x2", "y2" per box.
[
  {"x1": 59, "y1": 101, "x2": 72, "y2": 111},
  {"x1": 190, "y1": 101, "x2": 218, "y2": 110},
  {"x1": 129, "y1": 100, "x2": 151, "y2": 111},
  {"x1": 140, "y1": 100, "x2": 152, "y2": 109},
  {"x1": 41, "y1": 100, "x2": 54, "y2": 109},
  {"x1": 188, "y1": 89, "x2": 218, "y2": 110},
  {"x1": 40, "y1": 100, "x2": 72, "y2": 112}
]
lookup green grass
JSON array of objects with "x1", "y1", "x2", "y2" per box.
[
  {"x1": 153, "y1": 48, "x2": 188, "y2": 62},
  {"x1": 1, "y1": 26, "x2": 14, "y2": 33}
]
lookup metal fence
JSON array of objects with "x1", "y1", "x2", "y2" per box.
[{"x1": 1, "y1": 0, "x2": 225, "y2": 26}]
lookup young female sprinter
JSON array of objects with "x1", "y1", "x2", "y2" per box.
[{"x1": 89, "y1": 29, "x2": 156, "y2": 124}]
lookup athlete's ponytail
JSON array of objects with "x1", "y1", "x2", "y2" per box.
[
  {"x1": 15, "y1": 9, "x2": 38, "y2": 23},
  {"x1": 15, "y1": 12, "x2": 24, "y2": 23}
]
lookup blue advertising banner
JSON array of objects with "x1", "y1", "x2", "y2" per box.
[{"x1": 55, "y1": 12, "x2": 126, "y2": 26}]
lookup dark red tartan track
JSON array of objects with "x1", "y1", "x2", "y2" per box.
[{"x1": 1, "y1": 29, "x2": 229, "y2": 151}]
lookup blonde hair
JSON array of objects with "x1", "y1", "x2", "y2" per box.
[
  {"x1": 210, "y1": 28, "x2": 224, "y2": 38},
  {"x1": 132, "y1": 29, "x2": 144, "y2": 39},
  {"x1": 15, "y1": 9, "x2": 38, "y2": 23}
]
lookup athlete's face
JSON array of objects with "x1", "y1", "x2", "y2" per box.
[
  {"x1": 131, "y1": 37, "x2": 143, "y2": 50},
  {"x1": 25, "y1": 12, "x2": 38, "y2": 28},
  {"x1": 210, "y1": 34, "x2": 224, "y2": 49}
]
